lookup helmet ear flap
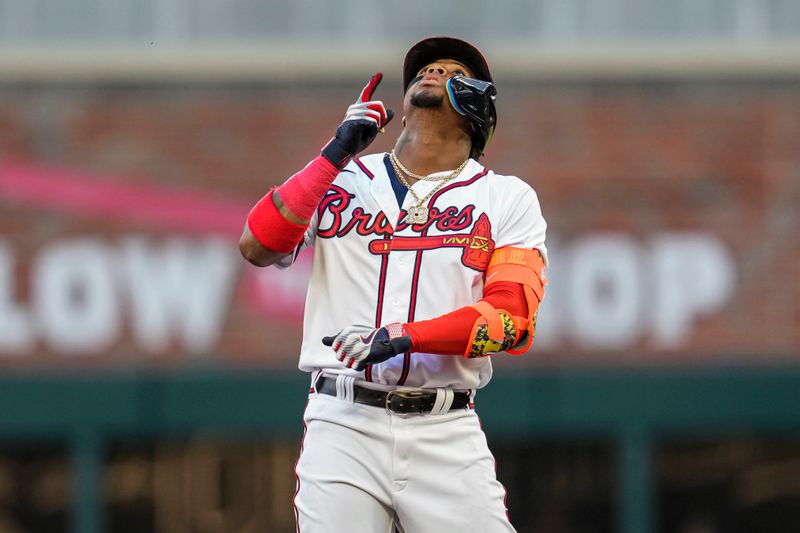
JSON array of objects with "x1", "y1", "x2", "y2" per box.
[{"x1": 446, "y1": 76, "x2": 497, "y2": 160}]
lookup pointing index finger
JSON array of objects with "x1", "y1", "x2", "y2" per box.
[{"x1": 357, "y1": 72, "x2": 383, "y2": 103}]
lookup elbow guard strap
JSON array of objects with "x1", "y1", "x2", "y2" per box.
[
  {"x1": 464, "y1": 301, "x2": 519, "y2": 358},
  {"x1": 484, "y1": 247, "x2": 548, "y2": 354}
]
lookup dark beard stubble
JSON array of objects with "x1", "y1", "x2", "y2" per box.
[{"x1": 409, "y1": 90, "x2": 444, "y2": 109}]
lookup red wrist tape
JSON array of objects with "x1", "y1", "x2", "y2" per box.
[
  {"x1": 278, "y1": 155, "x2": 340, "y2": 221},
  {"x1": 246, "y1": 190, "x2": 309, "y2": 254}
]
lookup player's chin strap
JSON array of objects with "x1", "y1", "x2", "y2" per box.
[{"x1": 464, "y1": 247, "x2": 547, "y2": 358}]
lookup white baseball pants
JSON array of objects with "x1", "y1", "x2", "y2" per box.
[{"x1": 294, "y1": 391, "x2": 517, "y2": 533}]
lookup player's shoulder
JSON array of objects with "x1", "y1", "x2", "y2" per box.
[{"x1": 479, "y1": 164, "x2": 537, "y2": 196}]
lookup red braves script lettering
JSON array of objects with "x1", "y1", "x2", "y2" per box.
[{"x1": 317, "y1": 186, "x2": 474, "y2": 238}]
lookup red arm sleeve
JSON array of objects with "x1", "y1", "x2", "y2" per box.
[
  {"x1": 246, "y1": 156, "x2": 339, "y2": 253},
  {"x1": 403, "y1": 281, "x2": 528, "y2": 355}
]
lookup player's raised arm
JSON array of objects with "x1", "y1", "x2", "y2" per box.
[{"x1": 239, "y1": 73, "x2": 394, "y2": 267}]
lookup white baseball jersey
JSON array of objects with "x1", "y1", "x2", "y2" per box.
[{"x1": 277, "y1": 152, "x2": 547, "y2": 391}]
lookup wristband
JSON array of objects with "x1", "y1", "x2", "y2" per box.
[{"x1": 321, "y1": 137, "x2": 354, "y2": 170}]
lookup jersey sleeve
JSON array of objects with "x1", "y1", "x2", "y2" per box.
[
  {"x1": 493, "y1": 177, "x2": 548, "y2": 264},
  {"x1": 273, "y1": 208, "x2": 320, "y2": 270}
]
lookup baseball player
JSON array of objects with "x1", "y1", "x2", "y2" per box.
[{"x1": 240, "y1": 36, "x2": 547, "y2": 533}]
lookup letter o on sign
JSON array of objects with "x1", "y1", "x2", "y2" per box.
[{"x1": 569, "y1": 235, "x2": 642, "y2": 349}]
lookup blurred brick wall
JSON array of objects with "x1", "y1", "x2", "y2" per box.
[{"x1": 0, "y1": 80, "x2": 798, "y2": 366}]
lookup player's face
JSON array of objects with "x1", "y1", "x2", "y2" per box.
[{"x1": 407, "y1": 59, "x2": 475, "y2": 109}]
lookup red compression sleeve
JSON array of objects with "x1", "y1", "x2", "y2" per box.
[
  {"x1": 403, "y1": 281, "x2": 528, "y2": 355},
  {"x1": 246, "y1": 190, "x2": 307, "y2": 253},
  {"x1": 246, "y1": 155, "x2": 339, "y2": 253},
  {"x1": 277, "y1": 155, "x2": 340, "y2": 220}
]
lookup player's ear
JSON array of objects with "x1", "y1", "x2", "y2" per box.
[{"x1": 402, "y1": 116, "x2": 407, "y2": 127}]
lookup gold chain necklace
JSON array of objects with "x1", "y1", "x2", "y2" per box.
[
  {"x1": 390, "y1": 150, "x2": 469, "y2": 182},
  {"x1": 389, "y1": 154, "x2": 466, "y2": 224}
]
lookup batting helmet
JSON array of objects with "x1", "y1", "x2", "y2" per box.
[{"x1": 403, "y1": 36, "x2": 497, "y2": 159}]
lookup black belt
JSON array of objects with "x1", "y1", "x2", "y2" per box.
[{"x1": 315, "y1": 376, "x2": 471, "y2": 414}]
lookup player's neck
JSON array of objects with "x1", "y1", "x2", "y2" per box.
[{"x1": 392, "y1": 120, "x2": 471, "y2": 184}]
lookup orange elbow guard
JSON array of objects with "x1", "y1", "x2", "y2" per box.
[
  {"x1": 484, "y1": 247, "x2": 547, "y2": 354},
  {"x1": 464, "y1": 301, "x2": 519, "y2": 358}
]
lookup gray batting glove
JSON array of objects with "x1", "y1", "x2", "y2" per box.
[{"x1": 322, "y1": 323, "x2": 411, "y2": 371}]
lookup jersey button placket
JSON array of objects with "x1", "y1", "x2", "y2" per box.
[{"x1": 391, "y1": 249, "x2": 405, "y2": 307}]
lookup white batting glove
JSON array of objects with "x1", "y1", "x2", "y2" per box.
[
  {"x1": 320, "y1": 73, "x2": 395, "y2": 169},
  {"x1": 322, "y1": 323, "x2": 411, "y2": 371},
  {"x1": 343, "y1": 101, "x2": 390, "y2": 129}
]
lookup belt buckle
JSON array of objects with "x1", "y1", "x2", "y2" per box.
[{"x1": 385, "y1": 389, "x2": 424, "y2": 416}]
